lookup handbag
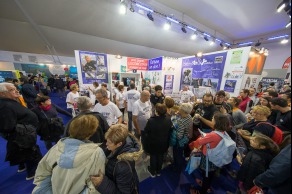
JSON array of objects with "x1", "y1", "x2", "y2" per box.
[
  {"x1": 169, "y1": 126, "x2": 177, "y2": 146},
  {"x1": 41, "y1": 109, "x2": 65, "y2": 137},
  {"x1": 185, "y1": 152, "x2": 202, "y2": 174},
  {"x1": 13, "y1": 124, "x2": 37, "y2": 149},
  {"x1": 247, "y1": 185, "x2": 264, "y2": 194}
]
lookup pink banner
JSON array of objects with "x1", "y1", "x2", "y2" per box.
[{"x1": 127, "y1": 58, "x2": 148, "y2": 70}]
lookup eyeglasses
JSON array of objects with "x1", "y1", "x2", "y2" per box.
[
  {"x1": 7, "y1": 88, "x2": 19, "y2": 92},
  {"x1": 216, "y1": 95, "x2": 224, "y2": 99},
  {"x1": 203, "y1": 100, "x2": 213, "y2": 103}
]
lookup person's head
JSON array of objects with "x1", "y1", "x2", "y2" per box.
[
  {"x1": 251, "y1": 105, "x2": 271, "y2": 121},
  {"x1": 4, "y1": 78, "x2": 13, "y2": 83},
  {"x1": 283, "y1": 85, "x2": 291, "y2": 92},
  {"x1": 280, "y1": 93, "x2": 291, "y2": 102},
  {"x1": 240, "y1": 89, "x2": 250, "y2": 98},
  {"x1": 164, "y1": 97, "x2": 174, "y2": 109},
  {"x1": 0, "y1": 82, "x2": 20, "y2": 100},
  {"x1": 213, "y1": 112, "x2": 230, "y2": 132},
  {"x1": 105, "y1": 124, "x2": 128, "y2": 152},
  {"x1": 118, "y1": 85, "x2": 124, "y2": 92},
  {"x1": 263, "y1": 90, "x2": 278, "y2": 98},
  {"x1": 269, "y1": 82, "x2": 275, "y2": 87},
  {"x1": 250, "y1": 133, "x2": 279, "y2": 154},
  {"x1": 249, "y1": 88, "x2": 256, "y2": 96},
  {"x1": 202, "y1": 93, "x2": 214, "y2": 107},
  {"x1": 114, "y1": 81, "x2": 120, "y2": 88},
  {"x1": 183, "y1": 86, "x2": 188, "y2": 91},
  {"x1": 76, "y1": 96, "x2": 93, "y2": 111},
  {"x1": 179, "y1": 103, "x2": 193, "y2": 116},
  {"x1": 146, "y1": 80, "x2": 150, "y2": 85},
  {"x1": 129, "y1": 83, "x2": 136, "y2": 90},
  {"x1": 19, "y1": 77, "x2": 28, "y2": 84},
  {"x1": 12, "y1": 79, "x2": 19, "y2": 86},
  {"x1": 101, "y1": 83, "x2": 107, "y2": 89},
  {"x1": 93, "y1": 82, "x2": 99, "y2": 88},
  {"x1": 260, "y1": 97, "x2": 272, "y2": 108},
  {"x1": 214, "y1": 90, "x2": 226, "y2": 104},
  {"x1": 144, "y1": 86, "x2": 150, "y2": 92},
  {"x1": 85, "y1": 55, "x2": 91, "y2": 63},
  {"x1": 70, "y1": 84, "x2": 78, "y2": 91},
  {"x1": 270, "y1": 97, "x2": 289, "y2": 110},
  {"x1": 142, "y1": 79, "x2": 146, "y2": 85},
  {"x1": 35, "y1": 95, "x2": 51, "y2": 106},
  {"x1": 69, "y1": 115, "x2": 99, "y2": 140},
  {"x1": 227, "y1": 97, "x2": 242, "y2": 108},
  {"x1": 155, "y1": 103, "x2": 167, "y2": 116},
  {"x1": 154, "y1": 85, "x2": 163, "y2": 97},
  {"x1": 96, "y1": 89, "x2": 109, "y2": 105},
  {"x1": 224, "y1": 92, "x2": 230, "y2": 101},
  {"x1": 140, "y1": 90, "x2": 150, "y2": 103}
]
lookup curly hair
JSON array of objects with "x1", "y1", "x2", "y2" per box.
[{"x1": 252, "y1": 105, "x2": 271, "y2": 117}]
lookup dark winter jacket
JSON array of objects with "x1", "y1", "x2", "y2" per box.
[
  {"x1": 32, "y1": 104, "x2": 72, "y2": 141},
  {"x1": 237, "y1": 148, "x2": 276, "y2": 190},
  {"x1": 254, "y1": 144, "x2": 291, "y2": 194},
  {"x1": 54, "y1": 78, "x2": 65, "y2": 89},
  {"x1": 21, "y1": 83, "x2": 38, "y2": 104},
  {"x1": 96, "y1": 135, "x2": 142, "y2": 194},
  {"x1": 0, "y1": 97, "x2": 40, "y2": 165},
  {"x1": 143, "y1": 115, "x2": 172, "y2": 154}
]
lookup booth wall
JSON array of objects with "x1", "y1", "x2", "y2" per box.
[
  {"x1": 263, "y1": 42, "x2": 291, "y2": 69},
  {"x1": 0, "y1": 62, "x2": 15, "y2": 70}
]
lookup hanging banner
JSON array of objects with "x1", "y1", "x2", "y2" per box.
[
  {"x1": 164, "y1": 75, "x2": 174, "y2": 95},
  {"x1": 127, "y1": 58, "x2": 148, "y2": 71},
  {"x1": 180, "y1": 52, "x2": 228, "y2": 91},
  {"x1": 148, "y1": 57, "x2": 163, "y2": 71},
  {"x1": 78, "y1": 51, "x2": 108, "y2": 84},
  {"x1": 245, "y1": 52, "x2": 266, "y2": 75},
  {"x1": 282, "y1": 56, "x2": 291, "y2": 69}
]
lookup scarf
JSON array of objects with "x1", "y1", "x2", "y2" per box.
[{"x1": 39, "y1": 104, "x2": 52, "y2": 111}]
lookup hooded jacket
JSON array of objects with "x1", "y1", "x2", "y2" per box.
[
  {"x1": 96, "y1": 135, "x2": 142, "y2": 194},
  {"x1": 32, "y1": 138, "x2": 106, "y2": 194}
]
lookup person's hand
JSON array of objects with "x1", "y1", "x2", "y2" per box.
[
  {"x1": 236, "y1": 154, "x2": 242, "y2": 165},
  {"x1": 237, "y1": 129, "x2": 243, "y2": 136},
  {"x1": 220, "y1": 106, "x2": 227, "y2": 114},
  {"x1": 194, "y1": 114, "x2": 201, "y2": 119},
  {"x1": 90, "y1": 169, "x2": 104, "y2": 187}
]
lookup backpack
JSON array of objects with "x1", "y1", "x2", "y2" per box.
[
  {"x1": 256, "y1": 122, "x2": 283, "y2": 145},
  {"x1": 207, "y1": 131, "x2": 236, "y2": 167}
]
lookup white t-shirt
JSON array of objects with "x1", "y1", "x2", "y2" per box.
[
  {"x1": 93, "y1": 101, "x2": 122, "y2": 126},
  {"x1": 180, "y1": 90, "x2": 194, "y2": 103},
  {"x1": 116, "y1": 92, "x2": 125, "y2": 109},
  {"x1": 132, "y1": 100, "x2": 152, "y2": 131},
  {"x1": 66, "y1": 92, "x2": 80, "y2": 109},
  {"x1": 124, "y1": 89, "x2": 140, "y2": 112},
  {"x1": 106, "y1": 90, "x2": 111, "y2": 99}
]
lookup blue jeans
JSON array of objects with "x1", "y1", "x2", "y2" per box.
[{"x1": 128, "y1": 111, "x2": 133, "y2": 132}]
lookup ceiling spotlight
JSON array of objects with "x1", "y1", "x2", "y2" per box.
[
  {"x1": 286, "y1": 21, "x2": 291, "y2": 28},
  {"x1": 264, "y1": 49, "x2": 269, "y2": 56},
  {"x1": 210, "y1": 38, "x2": 215, "y2": 46},
  {"x1": 197, "y1": 52, "x2": 203, "y2": 58},
  {"x1": 116, "y1": 55, "x2": 122, "y2": 59},
  {"x1": 119, "y1": 2, "x2": 127, "y2": 15},
  {"x1": 220, "y1": 42, "x2": 224, "y2": 47},
  {"x1": 204, "y1": 36, "x2": 209, "y2": 41},
  {"x1": 147, "y1": 12, "x2": 154, "y2": 21},
  {"x1": 191, "y1": 32, "x2": 198, "y2": 40},
  {"x1": 181, "y1": 25, "x2": 187, "y2": 33},
  {"x1": 259, "y1": 47, "x2": 265, "y2": 54},
  {"x1": 163, "y1": 21, "x2": 171, "y2": 30},
  {"x1": 281, "y1": 38, "x2": 289, "y2": 44},
  {"x1": 255, "y1": 41, "x2": 261, "y2": 47},
  {"x1": 129, "y1": 3, "x2": 135, "y2": 12},
  {"x1": 277, "y1": 1, "x2": 286, "y2": 12}
]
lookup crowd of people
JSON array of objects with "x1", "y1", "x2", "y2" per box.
[{"x1": 0, "y1": 74, "x2": 291, "y2": 194}]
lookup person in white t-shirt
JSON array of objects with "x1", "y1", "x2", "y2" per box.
[
  {"x1": 115, "y1": 85, "x2": 126, "y2": 124},
  {"x1": 66, "y1": 84, "x2": 80, "y2": 116},
  {"x1": 180, "y1": 86, "x2": 194, "y2": 103},
  {"x1": 124, "y1": 83, "x2": 140, "y2": 132},
  {"x1": 112, "y1": 81, "x2": 120, "y2": 102},
  {"x1": 101, "y1": 83, "x2": 111, "y2": 99},
  {"x1": 88, "y1": 82, "x2": 100, "y2": 105},
  {"x1": 132, "y1": 90, "x2": 151, "y2": 139},
  {"x1": 93, "y1": 89, "x2": 122, "y2": 126}
]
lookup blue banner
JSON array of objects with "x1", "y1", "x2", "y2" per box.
[
  {"x1": 164, "y1": 75, "x2": 174, "y2": 95},
  {"x1": 180, "y1": 52, "x2": 227, "y2": 91},
  {"x1": 148, "y1": 57, "x2": 163, "y2": 71},
  {"x1": 0, "y1": 71, "x2": 14, "y2": 83},
  {"x1": 224, "y1": 80, "x2": 237, "y2": 92},
  {"x1": 79, "y1": 51, "x2": 108, "y2": 84}
]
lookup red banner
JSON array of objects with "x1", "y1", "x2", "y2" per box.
[
  {"x1": 282, "y1": 56, "x2": 291, "y2": 69},
  {"x1": 127, "y1": 58, "x2": 148, "y2": 70}
]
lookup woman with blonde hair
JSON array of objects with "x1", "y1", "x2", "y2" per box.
[
  {"x1": 33, "y1": 115, "x2": 106, "y2": 194},
  {"x1": 66, "y1": 83, "x2": 80, "y2": 116},
  {"x1": 91, "y1": 124, "x2": 142, "y2": 194}
]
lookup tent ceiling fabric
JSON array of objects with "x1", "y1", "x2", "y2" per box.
[{"x1": 0, "y1": 0, "x2": 290, "y2": 59}]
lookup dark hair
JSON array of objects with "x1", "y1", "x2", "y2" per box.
[
  {"x1": 118, "y1": 85, "x2": 124, "y2": 91},
  {"x1": 155, "y1": 85, "x2": 163, "y2": 91},
  {"x1": 268, "y1": 91, "x2": 278, "y2": 98},
  {"x1": 203, "y1": 93, "x2": 213, "y2": 100},
  {"x1": 261, "y1": 96, "x2": 272, "y2": 108},
  {"x1": 35, "y1": 95, "x2": 50, "y2": 105},
  {"x1": 269, "y1": 82, "x2": 275, "y2": 86},
  {"x1": 19, "y1": 77, "x2": 28, "y2": 84},
  {"x1": 130, "y1": 83, "x2": 136, "y2": 89},
  {"x1": 214, "y1": 112, "x2": 230, "y2": 132},
  {"x1": 114, "y1": 81, "x2": 120, "y2": 88},
  {"x1": 242, "y1": 89, "x2": 250, "y2": 95},
  {"x1": 93, "y1": 82, "x2": 99, "y2": 87},
  {"x1": 155, "y1": 103, "x2": 167, "y2": 116},
  {"x1": 12, "y1": 79, "x2": 19, "y2": 83},
  {"x1": 101, "y1": 83, "x2": 107, "y2": 88},
  {"x1": 270, "y1": 97, "x2": 288, "y2": 107},
  {"x1": 164, "y1": 97, "x2": 174, "y2": 108},
  {"x1": 231, "y1": 97, "x2": 242, "y2": 107},
  {"x1": 216, "y1": 90, "x2": 226, "y2": 97}
]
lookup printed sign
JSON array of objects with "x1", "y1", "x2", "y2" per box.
[
  {"x1": 224, "y1": 80, "x2": 237, "y2": 92},
  {"x1": 148, "y1": 57, "x2": 163, "y2": 71},
  {"x1": 164, "y1": 75, "x2": 174, "y2": 95},
  {"x1": 127, "y1": 58, "x2": 148, "y2": 70}
]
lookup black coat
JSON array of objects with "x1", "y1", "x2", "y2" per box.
[
  {"x1": 143, "y1": 115, "x2": 172, "y2": 154},
  {"x1": 0, "y1": 97, "x2": 40, "y2": 165},
  {"x1": 97, "y1": 135, "x2": 141, "y2": 194},
  {"x1": 237, "y1": 148, "x2": 275, "y2": 190},
  {"x1": 21, "y1": 83, "x2": 38, "y2": 104}
]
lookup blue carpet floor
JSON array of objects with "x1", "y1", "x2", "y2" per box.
[{"x1": 0, "y1": 92, "x2": 240, "y2": 194}]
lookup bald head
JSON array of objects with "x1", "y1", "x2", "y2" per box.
[{"x1": 141, "y1": 90, "x2": 150, "y2": 102}]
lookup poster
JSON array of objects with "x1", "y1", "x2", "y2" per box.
[
  {"x1": 0, "y1": 71, "x2": 14, "y2": 83},
  {"x1": 230, "y1": 50, "x2": 243, "y2": 64},
  {"x1": 245, "y1": 51, "x2": 266, "y2": 75},
  {"x1": 224, "y1": 80, "x2": 237, "y2": 92},
  {"x1": 127, "y1": 58, "x2": 148, "y2": 71},
  {"x1": 79, "y1": 51, "x2": 108, "y2": 84},
  {"x1": 164, "y1": 75, "x2": 174, "y2": 95},
  {"x1": 180, "y1": 52, "x2": 227, "y2": 91},
  {"x1": 282, "y1": 56, "x2": 291, "y2": 69},
  {"x1": 148, "y1": 57, "x2": 163, "y2": 71},
  {"x1": 261, "y1": 77, "x2": 285, "y2": 91}
]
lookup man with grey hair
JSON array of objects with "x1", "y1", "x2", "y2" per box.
[
  {"x1": 93, "y1": 89, "x2": 122, "y2": 126},
  {"x1": 0, "y1": 82, "x2": 42, "y2": 180},
  {"x1": 124, "y1": 83, "x2": 140, "y2": 132},
  {"x1": 132, "y1": 90, "x2": 151, "y2": 138},
  {"x1": 65, "y1": 96, "x2": 109, "y2": 147}
]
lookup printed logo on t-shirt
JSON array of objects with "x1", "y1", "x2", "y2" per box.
[{"x1": 101, "y1": 112, "x2": 110, "y2": 120}]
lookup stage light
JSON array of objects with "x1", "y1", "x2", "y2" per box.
[
  {"x1": 191, "y1": 32, "x2": 198, "y2": 40},
  {"x1": 277, "y1": 1, "x2": 286, "y2": 12},
  {"x1": 147, "y1": 12, "x2": 154, "y2": 21},
  {"x1": 181, "y1": 25, "x2": 187, "y2": 33},
  {"x1": 255, "y1": 41, "x2": 262, "y2": 47},
  {"x1": 259, "y1": 47, "x2": 265, "y2": 54},
  {"x1": 197, "y1": 52, "x2": 203, "y2": 58},
  {"x1": 264, "y1": 49, "x2": 269, "y2": 56},
  {"x1": 129, "y1": 3, "x2": 135, "y2": 12},
  {"x1": 281, "y1": 38, "x2": 289, "y2": 44},
  {"x1": 238, "y1": 41, "x2": 253, "y2": 46},
  {"x1": 220, "y1": 42, "x2": 224, "y2": 48},
  {"x1": 210, "y1": 38, "x2": 215, "y2": 46},
  {"x1": 204, "y1": 36, "x2": 209, "y2": 41},
  {"x1": 267, "y1": 35, "x2": 289, "y2": 40},
  {"x1": 119, "y1": 2, "x2": 127, "y2": 15},
  {"x1": 164, "y1": 21, "x2": 171, "y2": 30}
]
